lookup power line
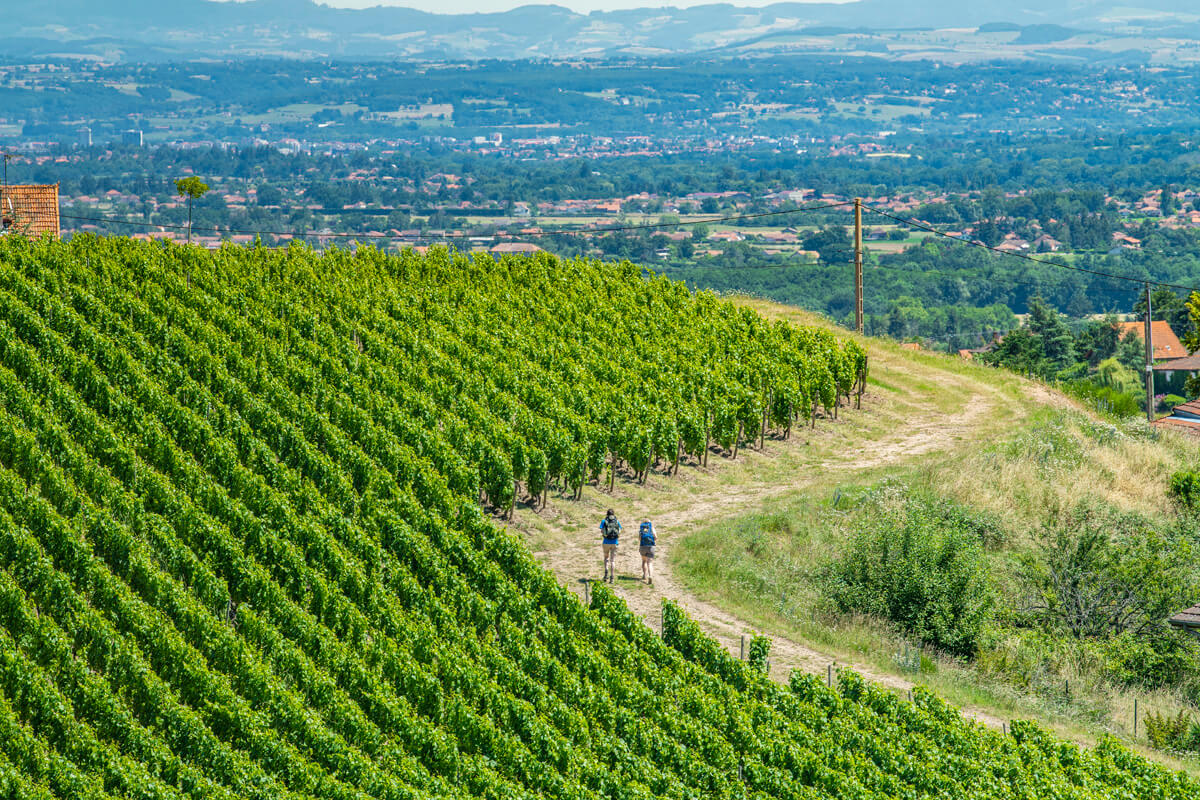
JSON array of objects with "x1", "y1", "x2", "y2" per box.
[
  {"x1": 863, "y1": 204, "x2": 1200, "y2": 294},
  {"x1": 59, "y1": 201, "x2": 853, "y2": 243}
]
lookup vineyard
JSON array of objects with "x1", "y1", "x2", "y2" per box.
[{"x1": 0, "y1": 234, "x2": 1193, "y2": 799}]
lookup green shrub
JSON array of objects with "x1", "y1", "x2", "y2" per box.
[
  {"x1": 1171, "y1": 469, "x2": 1200, "y2": 510},
  {"x1": 831, "y1": 491, "x2": 994, "y2": 657},
  {"x1": 1145, "y1": 709, "x2": 1200, "y2": 753},
  {"x1": 1101, "y1": 630, "x2": 1200, "y2": 690},
  {"x1": 1163, "y1": 394, "x2": 1187, "y2": 411},
  {"x1": 1022, "y1": 502, "x2": 1200, "y2": 689},
  {"x1": 1061, "y1": 378, "x2": 1141, "y2": 418}
]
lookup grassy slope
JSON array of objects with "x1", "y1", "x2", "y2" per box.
[{"x1": 515, "y1": 296, "x2": 1200, "y2": 774}]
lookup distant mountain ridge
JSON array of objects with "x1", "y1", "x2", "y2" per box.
[{"x1": 8, "y1": 0, "x2": 1200, "y2": 61}]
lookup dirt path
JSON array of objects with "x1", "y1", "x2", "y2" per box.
[{"x1": 515, "y1": 355, "x2": 1043, "y2": 732}]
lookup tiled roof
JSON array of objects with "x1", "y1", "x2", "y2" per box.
[
  {"x1": 1153, "y1": 416, "x2": 1200, "y2": 437},
  {"x1": 490, "y1": 242, "x2": 542, "y2": 254},
  {"x1": 1116, "y1": 320, "x2": 1188, "y2": 361},
  {"x1": 1170, "y1": 398, "x2": 1200, "y2": 418},
  {"x1": 1154, "y1": 355, "x2": 1200, "y2": 372},
  {"x1": 1, "y1": 184, "x2": 60, "y2": 238},
  {"x1": 1170, "y1": 604, "x2": 1200, "y2": 630}
]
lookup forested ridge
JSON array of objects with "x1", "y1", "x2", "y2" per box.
[{"x1": 0, "y1": 236, "x2": 1193, "y2": 798}]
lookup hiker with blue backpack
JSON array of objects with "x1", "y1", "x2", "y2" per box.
[
  {"x1": 639, "y1": 519, "x2": 656, "y2": 586},
  {"x1": 600, "y1": 509, "x2": 622, "y2": 583}
]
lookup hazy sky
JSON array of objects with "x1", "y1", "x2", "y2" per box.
[{"x1": 314, "y1": 0, "x2": 836, "y2": 14}]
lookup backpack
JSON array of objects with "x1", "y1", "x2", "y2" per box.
[
  {"x1": 603, "y1": 516, "x2": 621, "y2": 540},
  {"x1": 639, "y1": 522, "x2": 655, "y2": 547}
]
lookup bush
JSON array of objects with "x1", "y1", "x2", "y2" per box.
[
  {"x1": 1171, "y1": 469, "x2": 1200, "y2": 510},
  {"x1": 1100, "y1": 630, "x2": 1200, "y2": 690},
  {"x1": 1021, "y1": 502, "x2": 1200, "y2": 689},
  {"x1": 830, "y1": 491, "x2": 994, "y2": 657},
  {"x1": 1061, "y1": 378, "x2": 1141, "y2": 418},
  {"x1": 1145, "y1": 709, "x2": 1200, "y2": 753}
]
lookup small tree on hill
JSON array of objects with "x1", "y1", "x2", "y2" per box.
[
  {"x1": 175, "y1": 176, "x2": 209, "y2": 245},
  {"x1": 1027, "y1": 297, "x2": 1075, "y2": 371}
]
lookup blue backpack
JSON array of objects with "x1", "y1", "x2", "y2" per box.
[{"x1": 639, "y1": 522, "x2": 655, "y2": 547}]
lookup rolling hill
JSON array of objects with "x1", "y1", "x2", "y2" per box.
[
  {"x1": 8, "y1": 0, "x2": 1200, "y2": 61},
  {"x1": 0, "y1": 235, "x2": 1196, "y2": 798}
]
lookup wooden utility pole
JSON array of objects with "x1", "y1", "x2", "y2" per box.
[
  {"x1": 1144, "y1": 283, "x2": 1155, "y2": 423},
  {"x1": 853, "y1": 197, "x2": 864, "y2": 333}
]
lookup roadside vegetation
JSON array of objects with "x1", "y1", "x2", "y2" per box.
[{"x1": 668, "y1": 303, "x2": 1200, "y2": 763}]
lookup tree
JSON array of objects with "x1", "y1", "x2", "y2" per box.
[
  {"x1": 1075, "y1": 315, "x2": 1120, "y2": 367},
  {"x1": 175, "y1": 176, "x2": 210, "y2": 244},
  {"x1": 1027, "y1": 296, "x2": 1075, "y2": 371},
  {"x1": 256, "y1": 183, "x2": 283, "y2": 206},
  {"x1": 1117, "y1": 329, "x2": 1144, "y2": 373},
  {"x1": 1161, "y1": 184, "x2": 1176, "y2": 217},
  {"x1": 1134, "y1": 287, "x2": 1190, "y2": 340},
  {"x1": 980, "y1": 327, "x2": 1043, "y2": 375},
  {"x1": 1181, "y1": 292, "x2": 1200, "y2": 397},
  {"x1": 802, "y1": 226, "x2": 852, "y2": 266}
]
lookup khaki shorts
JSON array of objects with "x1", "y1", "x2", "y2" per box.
[
  {"x1": 603, "y1": 542, "x2": 619, "y2": 557},
  {"x1": 640, "y1": 546, "x2": 656, "y2": 559}
]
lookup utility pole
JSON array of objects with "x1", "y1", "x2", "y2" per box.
[
  {"x1": 853, "y1": 197, "x2": 863, "y2": 334},
  {"x1": 1144, "y1": 283, "x2": 1155, "y2": 423},
  {"x1": 1, "y1": 153, "x2": 10, "y2": 232}
]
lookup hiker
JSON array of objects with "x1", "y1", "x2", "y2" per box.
[
  {"x1": 600, "y1": 509, "x2": 622, "y2": 583},
  {"x1": 639, "y1": 519, "x2": 656, "y2": 586}
]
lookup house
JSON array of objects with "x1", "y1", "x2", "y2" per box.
[
  {"x1": 1115, "y1": 320, "x2": 1187, "y2": 362},
  {"x1": 1032, "y1": 234, "x2": 1063, "y2": 252},
  {"x1": 0, "y1": 184, "x2": 60, "y2": 238},
  {"x1": 1153, "y1": 354, "x2": 1200, "y2": 384},
  {"x1": 490, "y1": 242, "x2": 542, "y2": 254},
  {"x1": 1112, "y1": 231, "x2": 1142, "y2": 250}
]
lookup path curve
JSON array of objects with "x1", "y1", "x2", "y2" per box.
[{"x1": 518, "y1": 358, "x2": 1050, "y2": 732}]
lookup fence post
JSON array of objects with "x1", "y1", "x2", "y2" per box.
[
  {"x1": 740, "y1": 635, "x2": 745, "y2": 661},
  {"x1": 1134, "y1": 699, "x2": 1139, "y2": 739},
  {"x1": 827, "y1": 663, "x2": 834, "y2": 688}
]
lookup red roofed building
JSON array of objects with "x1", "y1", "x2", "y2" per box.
[
  {"x1": 1116, "y1": 320, "x2": 1188, "y2": 362},
  {"x1": 1, "y1": 184, "x2": 60, "y2": 238},
  {"x1": 490, "y1": 242, "x2": 542, "y2": 254},
  {"x1": 1154, "y1": 398, "x2": 1200, "y2": 437}
]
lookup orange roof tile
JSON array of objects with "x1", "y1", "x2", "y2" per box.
[
  {"x1": 1116, "y1": 320, "x2": 1188, "y2": 361},
  {"x1": 1, "y1": 184, "x2": 60, "y2": 238}
]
